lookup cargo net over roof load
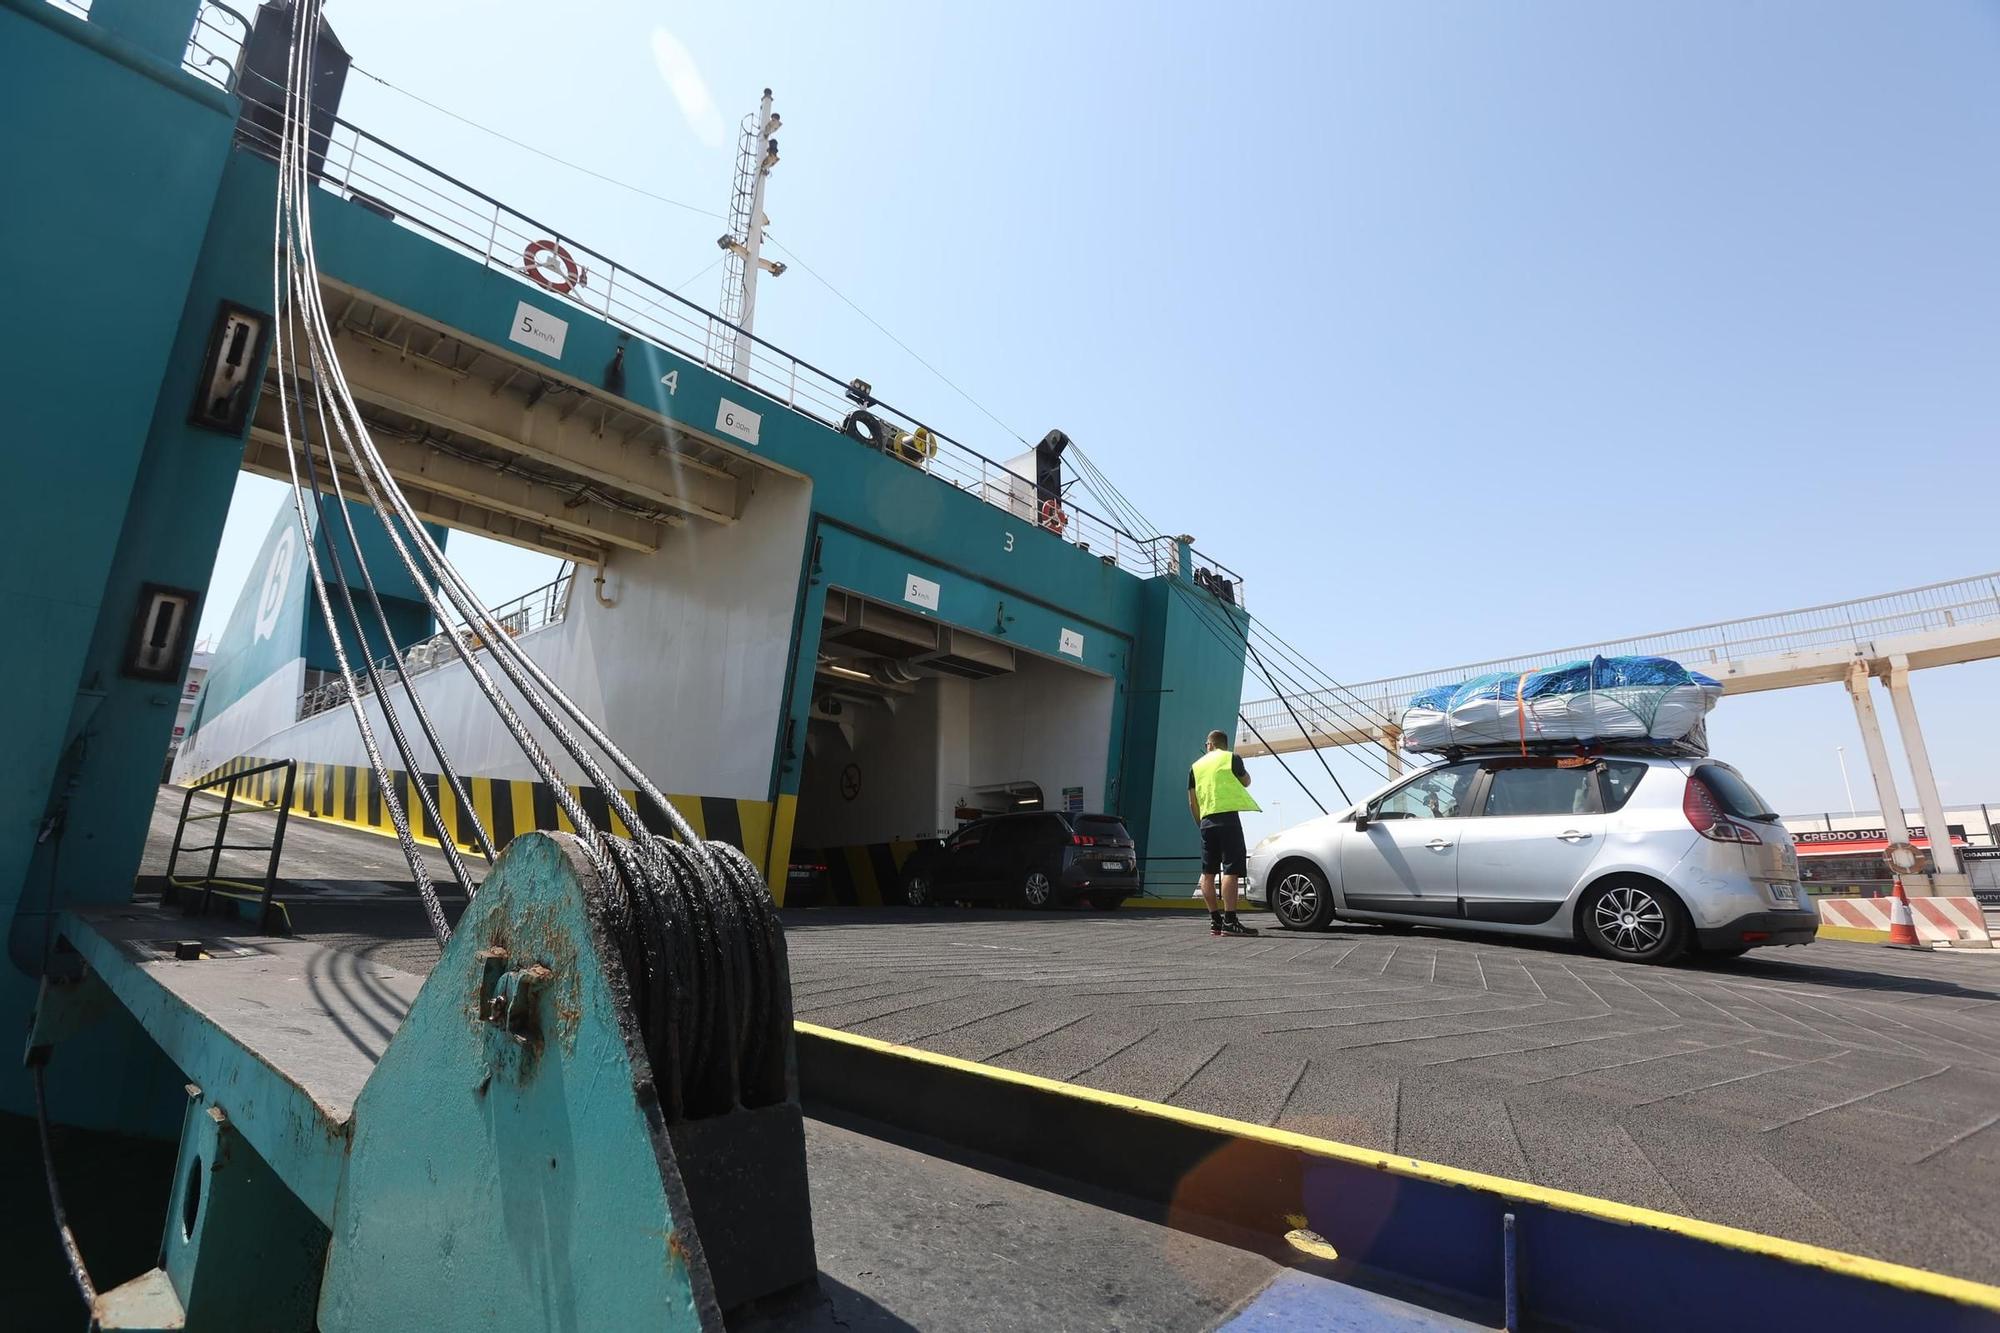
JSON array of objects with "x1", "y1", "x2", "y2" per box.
[{"x1": 1401, "y1": 655, "x2": 1723, "y2": 756}]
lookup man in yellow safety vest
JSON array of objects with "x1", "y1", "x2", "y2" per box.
[{"x1": 1189, "y1": 729, "x2": 1260, "y2": 937}]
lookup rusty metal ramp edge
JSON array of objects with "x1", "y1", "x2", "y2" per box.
[{"x1": 794, "y1": 1022, "x2": 2000, "y2": 1333}]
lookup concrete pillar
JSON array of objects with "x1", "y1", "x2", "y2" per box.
[
  {"x1": 1844, "y1": 660, "x2": 1917, "y2": 883},
  {"x1": 1378, "y1": 723, "x2": 1405, "y2": 777},
  {"x1": 1884, "y1": 655, "x2": 1967, "y2": 891}
]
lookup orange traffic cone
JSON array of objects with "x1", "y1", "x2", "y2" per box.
[{"x1": 1886, "y1": 877, "x2": 1923, "y2": 949}]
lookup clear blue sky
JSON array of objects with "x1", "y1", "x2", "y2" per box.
[{"x1": 202, "y1": 0, "x2": 2000, "y2": 838}]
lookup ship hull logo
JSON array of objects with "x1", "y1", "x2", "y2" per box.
[{"x1": 254, "y1": 527, "x2": 297, "y2": 642}]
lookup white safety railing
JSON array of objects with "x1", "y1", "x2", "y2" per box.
[
  {"x1": 183, "y1": 0, "x2": 248, "y2": 91},
  {"x1": 297, "y1": 570, "x2": 573, "y2": 721},
  {"x1": 41, "y1": 1, "x2": 249, "y2": 90},
  {"x1": 1241, "y1": 571, "x2": 2000, "y2": 744},
  {"x1": 219, "y1": 75, "x2": 1207, "y2": 586}
]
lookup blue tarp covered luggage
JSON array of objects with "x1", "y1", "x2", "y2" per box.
[{"x1": 1400, "y1": 655, "x2": 1722, "y2": 754}]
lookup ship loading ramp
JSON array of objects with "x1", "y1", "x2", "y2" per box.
[{"x1": 6, "y1": 2, "x2": 2000, "y2": 1331}]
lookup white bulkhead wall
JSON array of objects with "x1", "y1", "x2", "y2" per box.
[
  {"x1": 241, "y1": 473, "x2": 813, "y2": 800},
  {"x1": 795, "y1": 681, "x2": 949, "y2": 848},
  {"x1": 792, "y1": 653, "x2": 1114, "y2": 850},
  {"x1": 963, "y1": 654, "x2": 1113, "y2": 814}
]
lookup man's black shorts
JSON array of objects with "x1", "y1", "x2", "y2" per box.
[{"x1": 1200, "y1": 812, "x2": 1247, "y2": 876}]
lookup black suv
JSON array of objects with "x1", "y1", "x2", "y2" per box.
[{"x1": 901, "y1": 812, "x2": 1138, "y2": 909}]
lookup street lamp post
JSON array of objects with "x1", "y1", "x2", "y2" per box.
[{"x1": 1835, "y1": 745, "x2": 1857, "y2": 817}]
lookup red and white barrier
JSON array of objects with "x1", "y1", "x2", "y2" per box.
[{"x1": 1817, "y1": 894, "x2": 1994, "y2": 948}]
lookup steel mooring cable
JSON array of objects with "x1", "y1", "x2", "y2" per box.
[
  {"x1": 31, "y1": 1063, "x2": 98, "y2": 1310},
  {"x1": 268, "y1": 0, "x2": 791, "y2": 1123}
]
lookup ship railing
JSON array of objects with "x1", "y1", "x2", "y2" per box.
[
  {"x1": 221, "y1": 76, "x2": 1201, "y2": 587},
  {"x1": 184, "y1": 1, "x2": 249, "y2": 91},
  {"x1": 297, "y1": 569, "x2": 573, "y2": 721},
  {"x1": 40, "y1": 0, "x2": 253, "y2": 92},
  {"x1": 162, "y1": 758, "x2": 296, "y2": 934}
]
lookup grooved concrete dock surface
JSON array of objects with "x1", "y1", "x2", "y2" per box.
[
  {"x1": 784, "y1": 907, "x2": 2000, "y2": 1286},
  {"x1": 138, "y1": 788, "x2": 2000, "y2": 1286}
]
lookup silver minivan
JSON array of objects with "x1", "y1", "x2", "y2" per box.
[{"x1": 1244, "y1": 754, "x2": 1817, "y2": 963}]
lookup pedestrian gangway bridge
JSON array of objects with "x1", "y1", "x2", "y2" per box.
[
  {"x1": 1237, "y1": 571, "x2": 2000, "y2": 884},
  {"x1": 1239, "y1": 571, "x2": 2000, "y2": 755}
]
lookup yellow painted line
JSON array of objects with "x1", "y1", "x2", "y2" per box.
[
  {"x1": 737, "y1": 799, "x2": 774, "y2": 870},
  {"x1": 669, "y1": 794, "x2": 706, "y2": 840},
  {"x1": 843, "y1": 845, "x2": 880, "y2": 906},
  {"x1": 1120, "y1": 896, "x2": 1267, "y2": 911},
  {"x1": 795, "y1": 1021, "x2": 2000, "y2": 1313},
  {"x1": 1817, "y1": 924, "x2": 1891, "y2": 944},
  {"x1": 509, "y1": 781, "x2": 536, "y2": 838},
  {"x1": 766, "y1": 794, "x2": 798, "y2": 893},
  {"x1": 332, "y1": 764, "x2": 347, "y2": 821},
  {"x1": 472, "y1": 778, "x2": 498, "y2": 845}
]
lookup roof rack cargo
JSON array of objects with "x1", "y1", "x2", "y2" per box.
[{"x1": 1422, "y1": 735, "x2": 1709, "y2": 764}]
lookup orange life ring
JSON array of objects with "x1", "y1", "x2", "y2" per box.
[
  {"x1": 523, "y1": 239, "x2": 585, "y2": 294},
  {"x1": 1039, "y1": 498, "x2": 1068, "y2": 535}
]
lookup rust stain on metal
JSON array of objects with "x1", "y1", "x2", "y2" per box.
[{"x1": 509, "y1": 895, "x2": 582, "y2": 1056}]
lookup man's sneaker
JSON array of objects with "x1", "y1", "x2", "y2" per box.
[
  {"x1": 1208, "y1": 914, "x2": 1226, "y2": 937},
  {"x1": 1217, "y1": 917, "x2": 1259, "y2": 937}
]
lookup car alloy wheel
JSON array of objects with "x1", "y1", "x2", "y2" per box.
[
  {"x1": 1274, "y1": 871, "x2": 1320, "y2": 928},
  {"x1": 1023, "y1": 871, "x2": 1053, "y2": 908},
  {"x1": 1592, "y1": 884, "x2": 1667, "y2": 956},
  {"x1": 906, "y1": 875, "x2": 931, "y2": 907}
]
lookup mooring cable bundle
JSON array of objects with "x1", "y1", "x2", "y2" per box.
[{"x1": 267, "y1": 0, "x2": 787, "y2": 1119}]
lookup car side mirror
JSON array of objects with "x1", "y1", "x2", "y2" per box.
[{"x1": 1352, "y1": 809, "x2": 1372, "y2": 832}]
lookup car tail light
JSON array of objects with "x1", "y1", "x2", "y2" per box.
[
  {"x1": 1683, "y1": 777, "x2": 1762, "y2": 844},
  {"x1": 1071, "y1": 834, "x2": 1096, "y2": 846},
  {"x1": 1740, "y1": 931, "x2": 1770, "y2": 943}
]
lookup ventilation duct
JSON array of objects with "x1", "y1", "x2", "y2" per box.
[{"x1": 918, "y1": 630, "x2": 1015, "y2": 680}]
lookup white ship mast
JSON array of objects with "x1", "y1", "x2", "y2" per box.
[{"x1": 709, "y1": 88, "x2": 785, "y2": 379}]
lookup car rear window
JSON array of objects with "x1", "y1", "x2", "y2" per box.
[
  {"x1": 1600, "y1": 761, "x2": 1648, "y2": 812},
  {"x1": 1073, "y1": 816, "x2": 1131, "y2": 844},
  {"x1": 1697, "y1": 764, "x2": 1779, "y2": 821}
]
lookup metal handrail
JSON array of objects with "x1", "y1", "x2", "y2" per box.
[
  {"x1": 183, "y1": 0, "x2": 248, "y2": 90},
  {"x1": 220, "y1": 72, "x2": 1221, "y2": 587},
  {"x1": 297, "y1": 569, "x2": 574, "y2": 721},
  {"x1": 163, "y1": 758, "x2": 296, "y2": 933},
  {"x1": 41, "y1": 0, "x2": 249, "y2": 91},
  {"x1": 1241, "y1": 571, "x2": 2000, "y2": 739}
]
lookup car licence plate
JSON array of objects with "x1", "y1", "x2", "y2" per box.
[
  {"x1": 1768, "y1": 881, "x2": 1798, "y2": 906},
  {"x1": 1101, "y1": 860, "x2": 1126, "y2": 872}
]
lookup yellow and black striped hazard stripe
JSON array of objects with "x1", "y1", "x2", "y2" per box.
[
  {"x1": 796, "y1": 840, "x2": 933, "y2": 907},
  {"x1": 185, "y1": 758, "x2": 800, "y2": 899}
]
